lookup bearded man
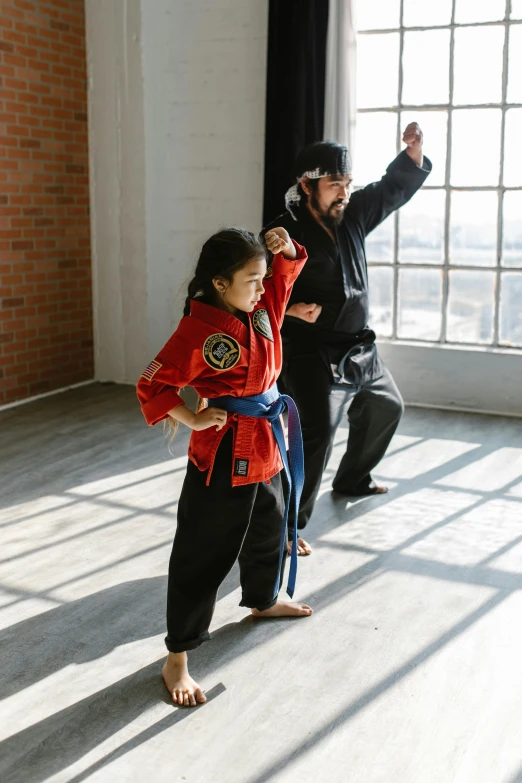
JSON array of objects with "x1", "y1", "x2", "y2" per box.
[{"x1": 264, "y1": 123, "x2": 431, "y2": 555}]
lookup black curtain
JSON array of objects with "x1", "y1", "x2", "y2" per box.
[{"x1": 262, "y1": 0, "x2": 329, "y2": 226}]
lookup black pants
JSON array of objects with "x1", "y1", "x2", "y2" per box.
[
  {"x1": 165, "y1": 430, "x2": 286, "y2": 653},
  {"x1": 283, "y1": 352, "x2": 404, "y2": 531}
]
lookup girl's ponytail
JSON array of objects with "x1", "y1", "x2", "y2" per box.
[
  {"x1": 182, "y1": 227, "x2": 266, "y2": 316},
  {"x1": 183, "y1": 277, "x2": 202, "y2": 317}
]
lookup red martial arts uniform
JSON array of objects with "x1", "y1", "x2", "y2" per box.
[
  {"x1": 137, "y1": 243, "x2": 307, "y2": 485},
  {"x1": 136, "y1": 241, "x2": 307, "y2": 653}
]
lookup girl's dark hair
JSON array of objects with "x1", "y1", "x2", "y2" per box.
[{"x1": 183, "y1": 227, "x2": 266, "y2": 317}]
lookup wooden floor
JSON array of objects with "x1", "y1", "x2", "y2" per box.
[{"x1": 1, "y1": 383, "x2": 522, "y2": 783}]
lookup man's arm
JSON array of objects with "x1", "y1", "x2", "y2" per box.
[
  {"x1": 262, "y1": 212, "x2": 321, "y2": 320},
  {"x1": 347, "y1": 122, "x2": 431, "y2": 237}
]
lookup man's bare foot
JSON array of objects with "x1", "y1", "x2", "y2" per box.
[
  {"x1": 162, "y1": 652, "x2": 206, "y2": 707},
  {"x1": 251, "y1": 600, "x2": 313, "y2": 618},
  {"x1": 333, "y1": 483, "x2": 388, "y2": 497},
  {"x1": 288, "y1": 537, "x2": 313, "y2": 556}
]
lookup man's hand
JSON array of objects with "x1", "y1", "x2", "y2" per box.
[
  {"x1": 264, "y1": 227, "x2": 297, "y2": 260},
  {"x1": 286, "y1": 302, "x2": 322, "y2": 323},
  {"x1": 403, "y1": 122, "x2": 423, "y2": 167}
]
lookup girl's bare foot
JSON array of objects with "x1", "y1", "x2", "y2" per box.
[
  {"x1": 162, "y1": 652, "x2": 206, "y2": 707},
  {"x1": 251, "y1": 600, "x2": 313, "y2": 618},
  {"x1": 287, "y1": 537, "x2": 313, "y2": 556}
]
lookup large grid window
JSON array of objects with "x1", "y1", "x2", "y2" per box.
[{"x1": 355, "y1": 0, "x2": 522, "y2": 348}]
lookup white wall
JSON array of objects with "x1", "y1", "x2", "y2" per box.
[
  {"x1": 141, "y1": 0, "x2": 268, "y2": 354},
  {"x1": 378, "y1": 342, "x2": 522, "y2": 418},
  {"x1": 86, "y1": 0, "x2": 268, "y2": 381}
]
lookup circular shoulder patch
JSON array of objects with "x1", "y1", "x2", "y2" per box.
[
  {"x1": 203, "y1": 333, "x2": 241, "y2": 370},
  {"x1": 252, "y1": 308, "x2": 274, "y2": 342},
  {"x1": 264, "y1": 265, "x2": 273, "y2": 280}
]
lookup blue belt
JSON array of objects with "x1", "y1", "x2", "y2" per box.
[{"x1": 208, "y1": 384, "x2": 304, "y2": 599}]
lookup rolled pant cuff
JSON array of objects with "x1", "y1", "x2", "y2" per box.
[
  {"x1": 165, "y1": 630, "x2": 211, "y2": 653},
  {"x1": 239, "y1": 596, "x2": 278, "y2": 612}
]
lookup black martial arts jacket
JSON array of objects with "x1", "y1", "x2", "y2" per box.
[{"x1": 265, "y1": 150, "x2": 432, "y2": 385}]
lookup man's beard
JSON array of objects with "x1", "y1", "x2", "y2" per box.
[{"x1": 310, "y1": 190, "x2": 345, "y2": 228}]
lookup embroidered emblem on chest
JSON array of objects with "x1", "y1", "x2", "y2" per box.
[
  {"x1": 203, "y1": 333, "x2": 240, "y2": 370},
  {"x1": 252, "y1": 308, "x2": 274, "y2": 342}
]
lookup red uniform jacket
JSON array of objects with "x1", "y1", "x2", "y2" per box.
[{"x1": 137, "y1": 242, "x2": 307, "y2": 486}]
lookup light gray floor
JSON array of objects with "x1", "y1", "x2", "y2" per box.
[{"x1": 1, "y1": 383, "x2": 522, "y2": 783}]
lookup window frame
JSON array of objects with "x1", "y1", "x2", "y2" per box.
[{"x1": 357, "y1": 0, "x2": 522, "y2": 349}]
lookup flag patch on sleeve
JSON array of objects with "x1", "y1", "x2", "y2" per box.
[{"x1": 141, "y1": 360, "x2": 162, "y2": 381}]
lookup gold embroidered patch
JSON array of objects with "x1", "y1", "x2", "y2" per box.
[
  {"x1": 252, "y1": 308, "x2": 274, "y2": 342},
  {"x1": 203, "y1": 333, "x2": 241, "y2": 370},
  {"x1": 264, "y1": 265, "x2": 273, "y2": 279}
]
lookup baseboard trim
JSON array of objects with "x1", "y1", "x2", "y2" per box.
[
  {"x1": 0, "y1": 380, "x2": 95, "y2": 412},
  {"x1": 405, "y1": 400, "x2": 522, "y2": 420}
]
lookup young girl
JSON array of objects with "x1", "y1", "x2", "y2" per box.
[{"x1": 137, "y1": 226, "x2": 312, "y2": 707}]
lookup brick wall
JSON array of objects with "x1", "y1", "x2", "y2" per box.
[{"x1": 0, "y1": 0, "x2": 92, "y2": 406}]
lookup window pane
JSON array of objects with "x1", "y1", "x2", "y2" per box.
[
  {"x1": 455, "y1": 0, "x2": 505, "y2": 23},
  {"x1": 353, "y1": 112, "x2": 397, "y2": 185},
  {"x1": 507, "y1": 26, "x2": 522, "y2": 103},
  {"x1": 511, "y1": 0, "x2": 522, "y2": 19},
  {"x1": 398, "y1": 268, "x2": 442, "y2": 340},
  {"x1": 451, "y1": 109, "x2": 501, "y2": 186},
  {"x1": 402, "y1": 30, "x2": 451, "y2": 105},
  {"x1": 366, "y1": 217, "x2": 394, "y2": 262},
  {"x1": 450, "y1": 191, "x2": 498, "y2": 266},
  {"x1": 453, "y1": 26, "x2": 504, "y2": 106},
  {"x1": 447, "y1": 271, "x2": 495, "y2": 343},
  {"x1": 500, "y1": 273, "x2": 522, "y2": 346},
  {"x1": 503, "y1": 109, "x2": 522, "y2": 187},
  {"x1": 400, "y1": 110, "x2": 447, "y2": 186},
  {"x1": 403, "y1": 0, "x2": 452, "y2": 27},
  {"x1": 368, "y1": 266, "x2": 393, "y2": 336},
  {"x1": 357, "y1": 33, "x2": 400, "y2": 109},
  {"x1": 502, "y1": 191, "x2": 522, "y2": 267},
  {"x1": 399, "y1": 189, "x2": 445, "y2": 264},
  {"x1": 357, "y1": 0, "x2": 400, "y2": 30}
]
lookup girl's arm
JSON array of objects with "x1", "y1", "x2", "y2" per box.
[
  {"x1": 262, "y1": 229, "x2": 307, "y2": 326},
  {"x1": 168, "y1": 402, "x2": 227, "y2": 432},
  {"x1": 137, "y1": 330, "x2": 228, "y2": 432}
]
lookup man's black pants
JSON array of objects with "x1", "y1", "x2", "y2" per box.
[
  {"x1": 165, "y1": 430, "x2": 286, "y2": 653},
  {"x1": 283, "y1": 352, "x2": 404, "y2": 531}
]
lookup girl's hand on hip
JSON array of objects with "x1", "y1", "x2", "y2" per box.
[{"x1": 192, "y1": 407, "x2": 228, "y2": 432}]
